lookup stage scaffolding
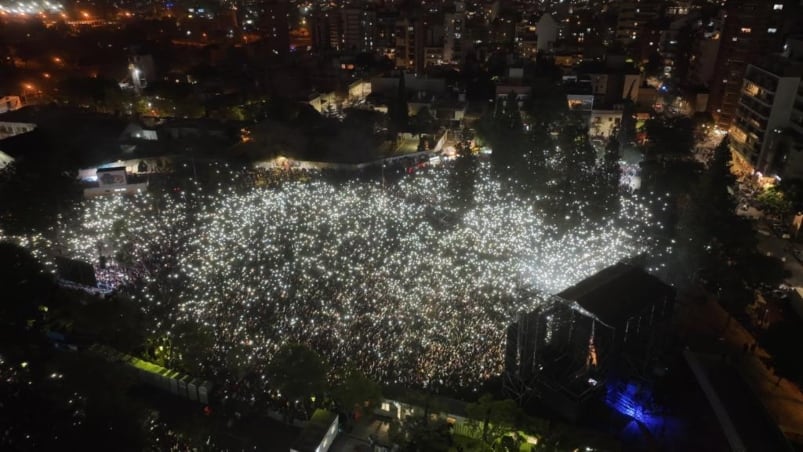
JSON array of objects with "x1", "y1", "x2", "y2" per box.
[{"x1": 504, "y1": 295, "x2": 615, "y2": 405}]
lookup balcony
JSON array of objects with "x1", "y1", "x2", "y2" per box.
[
  {"x1": 745, "y1": 69, "x2": 779, "y2": 93},
  {"x1": 739, "y1": 96, "x2": 771, "y2": 118},
  {"x1": 741, "y1": 88, "x2": 773, "y2": 107}
]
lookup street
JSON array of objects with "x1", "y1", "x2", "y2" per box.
[{"x1": 677, "y1": 290, "x2": 803, "y2": 441}]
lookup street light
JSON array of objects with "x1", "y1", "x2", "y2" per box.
[{"x1": 22, "y1": 83, "x2": 37, "y2": 105}]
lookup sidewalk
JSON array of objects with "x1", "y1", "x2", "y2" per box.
[{"x1": 677, "y1": 293, "x2": 803, "y2": 441}]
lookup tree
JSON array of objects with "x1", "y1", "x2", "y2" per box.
[
  {"x1": 760, "y1": 320, "x2": 803, "y2": 386},
  {"x1": 525, "y1": 79, "x2": 567, "y2": 130},
  {"x1": 673, "y1": 137, "x2": 782, "y2": 325},
  {"x1": 483, "y1": 91, "x2": 526, "y2": 174},
  {"x1": 392, "y1": 416, "x2": 452, "y2": 451},
  {"x1": 0, "y1": 138, "x2": 81, "y2": 235},
  {"x1": 266, "y1": 343, "x2": 328, "y2": 405},
  {"x1": 411, "y1": 417, "x2": 452, "y2": 451},
  {"x1": 495, "y1": 91, "x2": 524, "y2": 135},
  {"x1": 778, "y1": 178, "x2": 803, "y2": 213},
  {"x1": 266, "y1": 96, "x2": 303, "y2": 122},
  {"x1": 169, "y1": 321, "x2": 216, "y2": 375},
  {"x1": 557, "y1": 115, "x2": 595, "y2": 174},
  {"x1": 543, "y1": 116, "x2": 599, "y2": 223},
  {"x1": 701, "y1": 139, "x2": 756, "y2": 264},
  {"x1": 70, "y1": 295, "x2": 147, "y2": 354},
  {"x1": 643, "y1": 50, "x2": 664, "y2": 79},
  {"x1": 449, "y1": 142, "x2": 478, "y2": 211},
  {"x1": 330, "y1": 368, "x2": 382, "y2": 419},
  {"x1": 465, "y1": 394, "x2": 521, "y2": 445},
  {"x1": 388, "y1": 72, "x2": 409, "y2": 133},
  {"x1": 56, "y1": 76, "x2": 125, "y2": 113},
  {"x1": 0, "y1": 243, "x2": 56, "y2": 330},
  {"x1": 0, "y1": 346, "x2": 150, "y2": 451},
  {"x1": 410, "y1": 106, "x2": 437, "y2": 135},
  {"x1": 329, "y1": 120, "x2": 383, "y2": 163},
  {"x1": 676, "y1": 138, "x2": 745, "y2": 273},
  {"x1": 0, "y1": 249, "x2": 151, "y2": 451},
  {"x1": 756, "y1": 186, "x2": 792, "y2": 218},
  {"x1": 644, "y1": 117, "x2": 695, "y2": 159},
  {"x1": 600, "y1": 135, "x2": 622, "y2": 213},
  {"x1": 497, "y1": 434, "x2": 522, "y2": 452}
]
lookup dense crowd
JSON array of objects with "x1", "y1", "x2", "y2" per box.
[{"x1": 2, "y1": 162, "x2": 663, "y2": 389}]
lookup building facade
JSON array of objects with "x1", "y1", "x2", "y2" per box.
[
  {"x1": 261, "y1": 0, "x2": 291, "y2": 57},
  {"x1": 708, "y1": 0, "x2": 786, "y2": 128},
  {"x1": 730, "y1": 40, "x2": 803, "y2": 179},
  {"x1": 615, "y1": 0, "x2": 661, "y2": 44}
]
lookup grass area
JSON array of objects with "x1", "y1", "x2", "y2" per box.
[{"x1": 129, "y1": 356, "x2": 164, "y2": 373}]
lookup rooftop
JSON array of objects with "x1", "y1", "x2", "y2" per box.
[
  {"x1": 558, "y1": 263, "x2": 674, "y2": 327},
  {"x1": 751, "y1": 54, "x2": 803, "y2": 79},
  {"x1": 290, "y1": 409, "x2": 337, "y2": 452}
]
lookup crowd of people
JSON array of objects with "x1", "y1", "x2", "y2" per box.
[
  {"x1": 620, "y1": 163, "x2": 641, "y2": 191},
  {"x1": 244, "y1": 167, "x2": 313, "y2": 188},
  {"x1": 4, "y1": 162, "x2": 661, "y2": 394}
]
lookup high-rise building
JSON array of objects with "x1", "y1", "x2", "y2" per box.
[
  {"x1": 395, "y1": 18, "x2": 418, "y2": 70},
  {"x1": 708, "y1": 0, "x2": 785, "y2": 128},
  {"x1": 443, "y1": 1, "x2": 466, "y2": 64},
  {"x1": 310, "y1": 8, "x2": 383, "y2": 54},
  {"x1": 260, "y1": 0, "x2": 290, "y2": 57},
  {"x1": 614, "y1": 0, "x2": 661, "y2": 44},
  {"x1": 424, "y1": 16, "x2": 445, "y2": 66},
  {"x1": 373, "y1": 11, "x2": 399, "y2": 58},
  {"x1": 310, "y1": 9, "x2": 341, "y2": 52},
  {"x1": 686, "y1": 20, "x2": 722, "y2": 90},
  {"x1": 537, "y1": 13, "x2": 558, "y2": 53},
  {"x1": 395, "y1": 15, "x2": 444, "y2": 73},
  {"x1": 341, "y1": 9, "x2": 377, "y2": 53},
  {"x1": 730, "y1": 38, "x2": 803, "y2": 179}
]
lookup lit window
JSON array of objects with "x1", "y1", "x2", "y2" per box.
[
  {"x1": 740, "y1": 27, "x2": 751, "y2": 34},
  {"x1": 774, "y1": 4, "x2": 783, "y2": 10},
  {"x1": 768, "y1": 28, "x2": 777, "y2": 34}
]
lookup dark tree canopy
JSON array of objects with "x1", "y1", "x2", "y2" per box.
[
  {"x1": 449, "y1": 140, "x2": 479, "y2": 211},
  {"x1": 466, "y1": 393, "x2": 521, "y2": 445},
  {"x1": 0, "y1": 243, "x2": 57, "y2": 329},
  {"x1": 388, "y1": 72, "x2": 410, "y2": 133},
  {"x1": 266, "y1": 343, "x2": 328, "y2": 403},
  {"x1": 330, "y1": 368, "x2": 382, "y2": 417},
  {"x1": 761, "y1": 320, "x2": 803, "y2": 385},
  {"x1": 644, "y1": 116, "x2": 695, "y2": 158}
]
